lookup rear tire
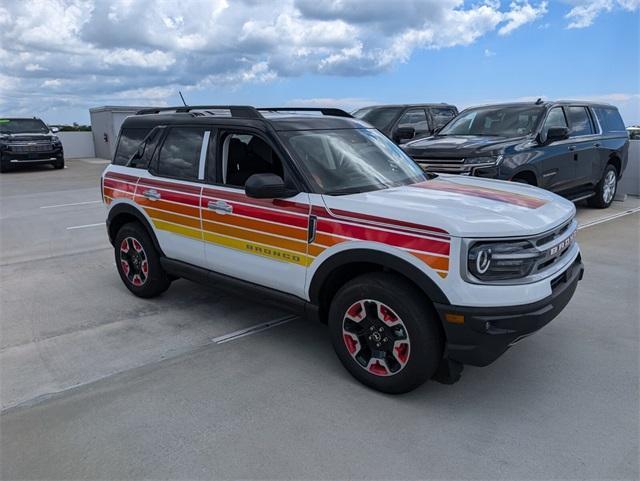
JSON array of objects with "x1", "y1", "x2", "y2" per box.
[
  {"x1": 114, "y1": 222, "x2": 171, "y2": 298},
  {"x1": 328, "y1": 272, "x2": 443, "y2": 394},
  {"x1": 588, "y1": 164, "x2": 617, "y2": 209}
]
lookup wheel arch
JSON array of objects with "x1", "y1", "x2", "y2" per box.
[
  {"x1": 106, "y1": 203, "x2": 164, "y2": 256},
  {"x1": 510, "y1": 169, "x2": 538, "y2": 186},
  {"x1": 308, "y1": 249, "x2": 450, "y2": 323},
  {"x1": 606, "y1": 154, "x2": 622, "y2": 179}
]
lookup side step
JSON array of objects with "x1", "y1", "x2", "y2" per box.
[{"x1": 567, "y1": 191, "x2": 595, "y2": 203}]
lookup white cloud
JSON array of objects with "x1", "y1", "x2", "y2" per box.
[
  {"x1": 565, "y1": 0, "x2": 640, "y2": 28},
  {"x1": 484, "y1": 48, "x2": 497, "y2": 57},
  {"x1": 0, "y1": 0, "x2": 556, "y2": 120}
]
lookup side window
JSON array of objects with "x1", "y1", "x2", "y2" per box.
[
  {"x1": 113, "y1": 128, "x2": 151, "y2": 166},
  {"x1": 430, "y1": 108, "x2": 456, "y2": 130},
  {"x1": 593, "y1": 107, "x2": 626, "y2": 133},
  {"x1": 156, "y1": 127, "x2": 205, "y2": 180},
  {"x1": 397, "y1": 109, "x2": 430, "y2": 137},
  {"x1": 221, "y1": 133, "x2": 284, "y2": 188},
  {"x1": 567, "y1": 107, "x2": 594, "y2": 136},
  {"x1": 542, "y1": 108, "x2": 568, "y2": 138}
]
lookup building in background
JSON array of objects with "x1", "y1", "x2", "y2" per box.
[{"x1": 89, "y1": 106, "x2": 154, "y2": 159}]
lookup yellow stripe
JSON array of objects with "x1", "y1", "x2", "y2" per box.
[{"x1": 152, "y1": 219, "x2": 203, "y2": 241}]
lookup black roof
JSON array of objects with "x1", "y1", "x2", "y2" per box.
[
  {"x1": 121, "y1": 106, "x2": 370, "y2": 132},
  {"x1": 354, "y1": 103, "x2": 457, "y2": 110},
  {"x1": 461, "y1": 100, "x2": 617, "y2": 110}
]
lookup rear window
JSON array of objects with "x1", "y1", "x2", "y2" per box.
[
  {"x1": 353, "y1": 107, "x2": 402, "y2": 131},
  {"x1": 113, "y1": 128, "x2": 151, "y2": 166},
  {"x1": 430, "y1": 107, "x2": 457, "y2": 129},
  {"x1": 593, "y1": 107, "x2": 626, "y2": 133},
  {"x1": 567, "y1": 107, "x2": 594, "y2": 136}
]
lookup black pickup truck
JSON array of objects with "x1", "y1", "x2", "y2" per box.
[{"x1": 402, "y1": 101, "x2": 629, "y2": 208}]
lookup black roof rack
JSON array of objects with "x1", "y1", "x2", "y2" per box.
[
  {"x1": 257, "y1": 107, "x2": 352, "y2": 118},
  {"x1": 135, "y1": 105, "x2": 263, "y2": 119}
]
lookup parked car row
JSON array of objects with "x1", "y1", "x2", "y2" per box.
[{"x1": 355, "y1": 100, "x2": 629, "y2": 209}]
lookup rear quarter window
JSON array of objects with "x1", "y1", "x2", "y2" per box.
[
  {"x1": 593, "y1": 107, "x2": 627, "y2": 134},
  {"x1": 113, "y1": 128, "x2": 151, "y2": 166}
]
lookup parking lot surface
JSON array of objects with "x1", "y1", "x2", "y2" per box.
[{"x1": 1, "y1": 159, "x2": 639, "y2": 480}]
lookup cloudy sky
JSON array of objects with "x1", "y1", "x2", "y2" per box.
[{"x1": 1, "y1": 0, "x2": 638, "y2": 124}]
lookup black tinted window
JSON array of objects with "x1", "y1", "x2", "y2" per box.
[
  {"x1": 593, "y1": 107, "x2": 626, "y2": 133},
  {"x1": 567, "y1": 107, "x2": 594, "y2": 136},
  {"x1": 353, "y1": 107, "x2": 402, "y2": 130},
  {"x1": 223, "y1": 133, "x2": 283, "y2": 188},
  {"x1": 397, "y1": 109, "x2": 430, "y2": 137},
  {"x1": 114, "y1": 128, "x2": 151, "y2": 165},
  {"x1": 157, "y1": 128, "x2": 205, "y2": 180},
  {"x1": 542, "y1": 108, "x2": 568, "y2": 137},
  {"x1": 430, "y1": 107, "x2": 457, "y2": 129}
]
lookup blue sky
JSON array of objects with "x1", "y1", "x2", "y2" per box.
[{"x1": 1, "y1": 0, "x2": 638, "y2": 125}]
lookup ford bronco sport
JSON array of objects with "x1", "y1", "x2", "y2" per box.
[
  {"x1": 402, "y1": 101, "x2": 629, "y2": 208},
  {"x1": 101, "y1": 106, "x2": 584, "y2": 393},
  {"x1": 0, "y1": 117, "x2": 64, "y2": 172}
]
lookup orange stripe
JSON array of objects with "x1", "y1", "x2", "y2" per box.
[
  {"x1": 202, "y1": 220, "x2": 308, "y2": 254},
  {"x1": 203, "y1": 210, "x2": 307, "y2": 241},
  {"x1": 136, "y1": 197, "x2": 200, "y2": 218},
  {"x1": 309, "y1": 244, "x2": 327, "y2": 257},
  {"x1": 315, "y1": 232, "x2": 346, "y2": 247},
  {"x1": 103, "y1": 186, "x2": 133, "y2": 200},
  {"x1": 144, "y1": 207, "x2": 201, "y2": 230},
  {"x1": 411, "y1": 252, "x2": 449, "y2": 271}
]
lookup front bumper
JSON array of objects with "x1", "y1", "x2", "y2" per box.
[
  {"x1": 434, "y1": 254, "x2": 584, "y2": 367},
  {"x1": 1, "y1": 148, "x2": 63, "y2": 163}
]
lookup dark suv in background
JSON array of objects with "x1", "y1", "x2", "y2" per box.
[
  {"x1": 402, "y1": 101, "x2": 629, "y2": 208},
  {"x1": 0, "y1": 117, "x2": 64, "y2": 172},
  {"x1": 353, "y1": 103, "x2": 458, "y2": 145}
]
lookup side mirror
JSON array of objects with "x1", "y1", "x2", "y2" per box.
[
  {"x1": 394, "y1": 127, "x2": 415, "y2": 143},
  {"x1": 245, "y1": 173, "x2": 298, "y2": 199},
  {"x1": 50, "y1": 126, "x2": 59, "y2": 133},
  {"x1": 545, "y1": 127, "x2": 569, "y2": 144}
]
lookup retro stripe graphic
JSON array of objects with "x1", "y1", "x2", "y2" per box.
[
  {"x1": 411, "y1": 179, "x2": 548, "y2": 209},
  {"x1": 102, "y1": 172, "x2": 451, "y2": 276}
]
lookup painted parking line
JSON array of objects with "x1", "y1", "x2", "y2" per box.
[
  {"x1": 66, "y1": 222, "x2": 105, "y2": 230},
  {"x1": 40, "y1": 200, "x2": 102, "y2": 209},
  {"x1": 578, "y1": 206, "x2": 640, "y2": 230},
  {"x1": 211, "y1": 315, "x2": 298, "y2": 344}
]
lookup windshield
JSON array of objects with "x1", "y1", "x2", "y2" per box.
[
  {"x1": 0, "y1": 118, "x2": 50, "y2": 134},
  {"x1": 280, "y1": 128, "x2": 426, "y2": 195},
  {"x1": 352, "y1": 107, "x2": 402, "y2": 131},
  {"x1": 438, "y1": 106, "x2": 544, "y2": 137}
]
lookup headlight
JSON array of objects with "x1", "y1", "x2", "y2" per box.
[
  {"x1": 465, "y1": 155, "x2": 503, "y2": 165},
  {"x1": 467, "y1": 240, "x2": 539, "y2": 281},
  {"x1": 51, "y1": 136, "x2": 61, "y2": 143}
]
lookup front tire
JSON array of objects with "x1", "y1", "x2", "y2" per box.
[
  {"x1": 53, "y1": 157, "x2": 64, "y2": 169},
  {"x1": 114, "y1": 222, "x2": 171, "y2": 298},
  {"x1": 328, "y1": 272, "x2": 443, "y2": 394},
  {"x1": 588, "y1": 164, "x2": 617, "y2": 209}
]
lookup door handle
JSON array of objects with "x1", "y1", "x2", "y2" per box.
[
  {"x1": 207, "y1": 200, "x2": 233, "y2": 214},
  {"x1": 142, "y1": 189, "x2": 161, "y2": 201},
  {"x1": 594, "y1": 142, "x2": 601, "y2": 148},
  {"x1": 568, "y1": 145, "x2": 576, "y2": 151}
]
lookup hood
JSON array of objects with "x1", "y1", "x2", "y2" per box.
[
  {"x1": 402, "y1": 135, "x2": 520, "y2": 158},
  {"x1": 0, "y1": 132, "x2": 55, "y2": 142},
  {"x1": 322, "y1": 176, "x2": 575, "y2": 238}
]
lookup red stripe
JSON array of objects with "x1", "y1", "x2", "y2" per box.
[
  {"x1": 202, "y1": 200, "x2": 309, "y2": 229},
  {"x1": 104, "y1": 178, "x2": 137, "y2": 193},
  {"x1": 138, "y1": 178, "x2": 202, "y2": 195},
  {"x1": 411, "y1": 180, "x2": 547, "y2": 209},
  {"x1": 104, "y1": 172, "x2": 139, "y2": 183},
  {"x1": 136, "y1": 188, "x2": 201, "y2": 207},
  {"x1": 202, "y1": 187, "x2": 309, "y2": 215},
  {"x1": 317, "y1": 218, "x2": 450, "y2": 255}
]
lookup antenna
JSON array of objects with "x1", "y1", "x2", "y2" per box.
[{"x1": 179, "y1": 91, "x2": 187, "y2": 107}]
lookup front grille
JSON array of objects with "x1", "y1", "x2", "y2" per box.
[
  {"x1": 9, "y1": 142, "x2": 53, "y2": 153},
  {"x1": 531, "y1": 219, "x2": 577, "y2": 275},
  {"x1": 414, "y1": 157, "x2": 465, "y2": 163}
]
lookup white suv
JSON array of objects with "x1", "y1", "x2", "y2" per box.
[{"x1": 101, "y1": 106, "x2": 584, "y2": 393}]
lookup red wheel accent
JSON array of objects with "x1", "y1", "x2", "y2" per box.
[
  {"x1": 119, "y1": 236, "x2": 149, "y2": 287},
  {"x1": 343, "y1": 334, "x2": 358, "y2": 354},
  {"x1": 342, "y1": 299, "x2": 411, "y2": 377},
  {"x1": 132, "y1": 239, "x2": 143, "y2": 252},
  {"x1": 141, "y1": 260, "x2": 148, "y2": 274},
  {"x1": 121, "y1": 260, "x2": 130, "y2": 275},
  {"x1": 132, "y1": 275, "x2": 142, "y2": 286},
  {"x1": 368, "y1": 360, "x2": 388, "y2": 376},
  {"x1": 394, "y1": 342, "x2": 409, "y2": 364},
  {"x1": 120, "y1": 239, "x2": 129, "y2": 253}
]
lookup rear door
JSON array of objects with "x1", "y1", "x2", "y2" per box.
[
  {"x1": 394, "y1": 108, "x2": 431, "y2": 144},
  {"x1": 201, "y1": 129, "x2": 311, "y2": 298},
  {"x1": 136, "y1": 125, "x2": 212, "y2": 267},
  {"x1": 566, "y1": 106, "x2": 599, "y2": 188},
  {"x1": 428, "y1": 106, "x2": 457, "y2": 132}
]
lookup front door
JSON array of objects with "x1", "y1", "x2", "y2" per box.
[
  {"x1": 201, "y1": 130, "x2": 311, "y2": 298},
  {"x1": 539, "y1": 107, "x2": 575, "y2": 193},
  {"x1": 565, "y1": 106, "x2": 598, "y2": 189}
]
